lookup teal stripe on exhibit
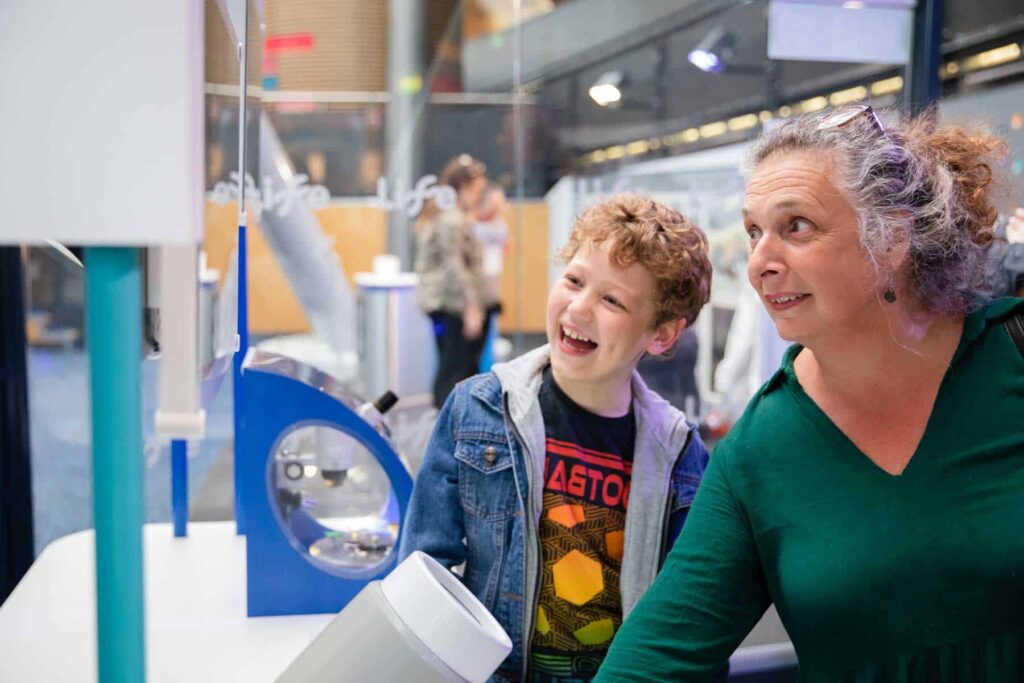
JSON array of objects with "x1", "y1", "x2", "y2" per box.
[{"x1": 85, "y1": 247, "x2": 145, "y2": 683}]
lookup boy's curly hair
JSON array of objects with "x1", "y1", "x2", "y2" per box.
[{"x1": 558, "y1": 195, "x2": 712, "y2": 328}]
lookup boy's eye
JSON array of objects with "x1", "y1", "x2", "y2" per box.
[
  {"x1": 746, "y1": 225, "x2": 762, "y2": 242},
  {"x1": 604, "y1": 295, "x2": 625, "y2": 309},
  {"x1": 565, "y1": 274, "x2": 582, "y2": 287}
]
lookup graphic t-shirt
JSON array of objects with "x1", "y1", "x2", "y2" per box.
[{"x1": 531, "y1": 366, "x2": 635, "y2": 682}]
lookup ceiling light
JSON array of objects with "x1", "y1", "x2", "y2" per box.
[
  {"x1": 870, "y1": 76, "x2": 904, "y2": 95},
  {"x1": 829, "y1": 86, "x2": 868, "y2": 106},
  {"x1": 800, "y1": 96, "x2": 828, "y2": 112},
  {"x1": 689, "y1": 27, "x2": 736, "y2": 74},
  {"x1": 626, "y1": 140, "x2": 650, "y2": 155},
  {"x1": 588, "y1": 70, "x2": 625, "y2": 107},
  {"x1": 699, "y1": 121, "x2": 728, "y2": 138},
  {"x1": 963, "y1": 43, "x2": 1022, "y2": 72},
  {"x1": 606, "y1": 145, "x2": 626, "y2": 160},
  {"x1": 728, "y1": 114, "x2": 759, "y2": 131}
]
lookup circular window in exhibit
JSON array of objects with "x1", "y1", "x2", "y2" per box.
[{"x1": 269, "y1": 424, "x2": 399, "y2": 578}]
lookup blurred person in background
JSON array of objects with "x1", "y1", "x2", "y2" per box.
[
  {"x1": 710, "y1": 283, "x2": 789, "y2": 426},
  {"x1": 415, "y1": 154, "x2": 489, "y2": 408},
  {"x1": 472, "y1": 183, "x2": 509, "y2": 372},
  {"x1": 636, "y1": 327, "x2": 701, "y2": 419},
  {"x1": 597, "y1": 107, "x2": 1024, "y2": 682},
  {"x1": 986, "y1": 206, "x2": 1024, "y2": 297}
]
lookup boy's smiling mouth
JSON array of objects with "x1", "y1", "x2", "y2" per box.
[{"x1": 559, "y1": 324, "x2": 598, "y2": 354}]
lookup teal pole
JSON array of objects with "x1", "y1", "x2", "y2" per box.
[{"x1": 85, "y1": 247, "x2": 145, "y2": 683}]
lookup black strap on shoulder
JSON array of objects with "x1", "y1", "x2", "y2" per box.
[{"x1": 1005, "y1": 310, "x2": 1024, "y2": 359}]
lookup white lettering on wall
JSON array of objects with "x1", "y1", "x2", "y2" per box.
[
  {"x1": 211, "y1": 171, "x2": 330, "y2": 218},
  {"x1": 374, "y1": 175, "x2": 457, "y2": 217}
]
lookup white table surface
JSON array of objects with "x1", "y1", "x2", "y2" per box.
[
  {"x1": 0, "y1": 521, "x2": 796, "y2": 680},
  {"x1": 0, "y1": 522, "x2": 332, "y2": 682}
]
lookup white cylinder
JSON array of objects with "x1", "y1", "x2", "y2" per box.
[{"x1": 276, "y1": 552, "x2": 511, "y2": 683}]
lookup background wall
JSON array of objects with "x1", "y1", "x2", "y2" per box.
[{"x1": 203, "y1": 200, "x2": 550, "y2": 334}]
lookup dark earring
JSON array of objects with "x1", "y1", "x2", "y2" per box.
[{"x1": 884, "y1": 286, "x2": 896, "y2": 303}]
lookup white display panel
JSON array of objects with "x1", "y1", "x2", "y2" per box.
[
  {"x1": 0, "y1": 1, "x2": 204, "y2": 245},
  {"x1": 768, "y1": 1, "x2": 913, "y2": 66}
]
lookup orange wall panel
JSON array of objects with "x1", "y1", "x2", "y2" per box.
[{"x1": 203, "y1": 200, "x2": 546, "y2": 335}]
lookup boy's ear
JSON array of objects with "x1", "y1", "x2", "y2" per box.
[{"x1": 646, "y1": 318, "x2": 686, "y2": 356}]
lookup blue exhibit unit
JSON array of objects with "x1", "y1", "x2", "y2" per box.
[{"x1": 239, "y1": 349, "x2": 413, "y2": 617}]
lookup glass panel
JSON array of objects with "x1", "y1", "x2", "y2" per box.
[
  {"x1": 24, "y1": 244, "x2": 91, "y2": 553},
  {"x1": 270, "y1": 425, "x2": 398, "y2": 576}
]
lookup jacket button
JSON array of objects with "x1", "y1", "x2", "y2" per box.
[{"x1": 484, "y1": 446, "x2": 497, "y2": 465}]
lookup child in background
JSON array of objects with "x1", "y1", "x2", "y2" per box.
[
  {"x1": 472, "y1": 184, "x2": 509, "y2": 372},
  {"x1": 399, "y1": 195, "x2": 714, "y2": 682},
  {"x1": 474, "y1": 184, "x2": 510, "y2": 308}
]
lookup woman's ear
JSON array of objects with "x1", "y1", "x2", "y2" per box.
[
  {"x1": 646, "y1": 318, "x2": 686, "y2": 356},
  {"x1": 887, "y1": 211, "x2": 914, "y2": 271}
]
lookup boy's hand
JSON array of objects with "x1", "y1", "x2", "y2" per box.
[{"x1": 464, "y1": 302, "x2": 484, "y2": 340}]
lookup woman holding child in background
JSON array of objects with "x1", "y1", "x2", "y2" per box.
[
  {"x1": 597, "y1": 107, "x2": 1024, "y2": 681},
  {"x1": 415, "y1": 154, "x2": 490, "y2": 408}
]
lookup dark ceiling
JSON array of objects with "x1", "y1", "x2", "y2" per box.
[{"x1": 523, "y1": 0, "x2": 1024, "y2": 161}]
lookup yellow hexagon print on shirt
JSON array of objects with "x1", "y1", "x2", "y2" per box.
[
  {"x1": 536, "y1": 606, "x2": 551, "y2": 635},
  {"x1": 548, "y1": 504, "x2": 586, "y2": 529},
  {"x1": 552, "y1": 550, "x2": 603, "y2": 606},
  {"x1": 604, "y1": 530, "x2": 624, "y2": 562},
  {"x1": 573, "y1": 618, "x2": 615, "y2": 646}
]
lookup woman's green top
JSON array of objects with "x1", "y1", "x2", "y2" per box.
[{"x1": 596, "y1": 298, "x2": 1024, "y2": 682}]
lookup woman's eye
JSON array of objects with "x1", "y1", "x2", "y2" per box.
[
  {"x1": 746, "y1": 226, "x2": 762, "y2": 242},
  {"x1": 790, "y1": 218, "x2": 813, "y2": 234}
]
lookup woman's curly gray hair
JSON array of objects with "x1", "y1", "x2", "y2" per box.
[{"x1": 748, "y1": 108, "x2": 1006, "y2": 314}]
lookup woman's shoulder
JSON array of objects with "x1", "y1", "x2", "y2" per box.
[
  {"x1": 958, "y1": 296, "x2": 1024, "y2": 363},
  {"x1": 711, "y1": 366, "x2": 804, "y2": 464},
  {"x1": 975, "y1": 296, "x2": 1024, "y2": 322}
]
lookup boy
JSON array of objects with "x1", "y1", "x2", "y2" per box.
[{"x1": 399, "y1": 195, "x2": 713, "y2": 682}]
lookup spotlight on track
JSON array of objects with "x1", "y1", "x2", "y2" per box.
[
  {"x1": 588, "y1": 70, "x2": 625, "y2": 108},
  {"x1": 688, "y1": 26, "x2": 737, "y2": 74}
]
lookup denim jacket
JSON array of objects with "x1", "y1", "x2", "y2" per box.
[{"x1": 398, "y1": 346, "x2": 710, "y2": 682}]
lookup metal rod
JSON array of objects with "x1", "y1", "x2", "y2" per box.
[
  {"x1": 233, "y1": 222, "x2": 249, "y2": 536},
  {"x1": 513, "y1": 0, "x2": 526, "y2": 353},
  {"x1": 85, "y1": 247, "x2": 145, "y2": 683},
  {"x1": 236, "y1": 0, "x2": 249, "y2": 225},
  {"x1": 904, "y1": 0, "x2": 944, "y2": 115},
  {"x1": 171, "y1": 439, "x2": 188, "y2": 537},
  {"x1": 233, "y1": 0, "x2": 251, "y2": 535}
]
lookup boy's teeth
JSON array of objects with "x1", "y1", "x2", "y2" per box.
[
  {"x1": 563, "y1": 326, "x2": 592, "y2": 343},
  {"x1": 773, "y1": 294, "x2": 803, "y2": 303}
]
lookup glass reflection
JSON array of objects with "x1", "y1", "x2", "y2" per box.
[{"x1": 271, "y1": 424, "x2": 398, "y2": 575}]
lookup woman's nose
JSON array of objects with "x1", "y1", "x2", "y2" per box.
[{"x1": 748, "y1": 234, "x2": 782, "y2": 283}]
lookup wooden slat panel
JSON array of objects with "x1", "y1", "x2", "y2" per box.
[
  {"x1": 498, "y1": 202, "x2": 549, "y2": 334},
  {"x1": 264, "y1": 0, "x2": 388, "y2": 92}
]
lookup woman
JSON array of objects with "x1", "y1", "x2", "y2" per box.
[
  {"x1": 415, "y1": 154, "x2": 490, "y2": 407},
  {"x1": 595, "y1": 107, "x2": 1024, "y2": 681}
]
